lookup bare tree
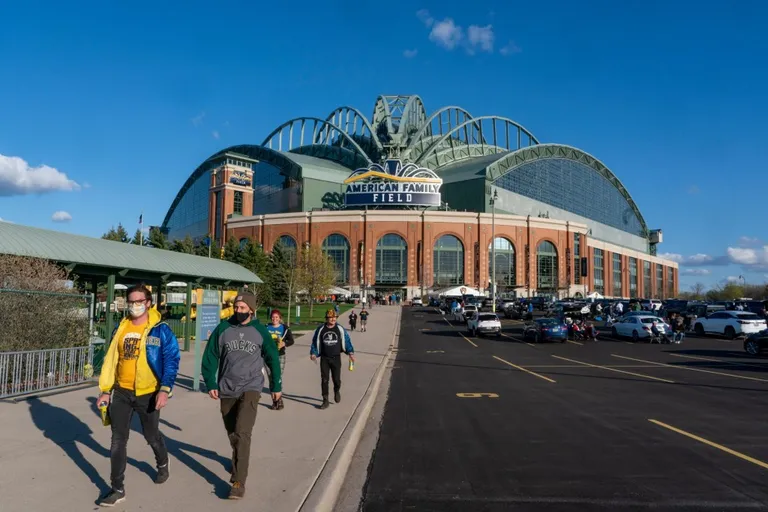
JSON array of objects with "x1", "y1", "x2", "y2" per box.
[
  {"x1": 297, "y1": 245, "x2": 336, "y2": 318},
  {"x1": 690, "y1": 282, "x2": 706, "y2": 299}
]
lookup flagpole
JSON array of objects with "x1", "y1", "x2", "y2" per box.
[{"x1": 139, "y1": 211, "x2": 144, "y2": 246}]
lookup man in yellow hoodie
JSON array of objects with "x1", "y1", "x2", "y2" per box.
[{"x1": 96, "y1": 284, "x2": 180, "y2": 507}]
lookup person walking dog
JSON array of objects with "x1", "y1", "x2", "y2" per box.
[
  {"x1": 201, "y1": 292, "x2": 281, "y2": 500},
  {"x1": 97, "y1": 284, "x2": 180, "y2": 507},
  {"x1": 310, "y1": 309, "x2": 355, "y2": 410}
]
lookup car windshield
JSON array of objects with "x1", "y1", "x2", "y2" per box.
[
  {"x1": 537, "y1": 319, "x2": 559, "y2": 326},
  {"x1": 736, "y1": 313, "x2": 760, "y2": 319},
  {"x1": 641, "y1": 318, "x2": 662, "y2": 324},
  {"x1": 478, "y1": 314, "x2": 498, "y2": 321}
]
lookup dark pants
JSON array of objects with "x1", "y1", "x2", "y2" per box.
[
  {"x1": 220, "y1": 391, "x2": 260, "y2": 484},
  {"x1": 320, "y1": 355, "x2": 342, "y2": 399},
  {"x1": 109, "y1": 387, "x2": 168, "y2": 491}
]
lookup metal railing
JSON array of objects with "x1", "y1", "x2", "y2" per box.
[{"x1": 0, "y1": 345, "x2": 94, "y2": 399}]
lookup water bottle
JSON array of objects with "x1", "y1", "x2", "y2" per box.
[
  {"x1": 99, "y1": 401, "x2": 111, "y2": 427},
  {"x1": 348, "y1": 359, "x2": 355, "y2": 371}
]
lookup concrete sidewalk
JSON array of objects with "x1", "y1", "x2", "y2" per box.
[{"x1": 0, "y1": 305, "x2": 400, "y2": 512}]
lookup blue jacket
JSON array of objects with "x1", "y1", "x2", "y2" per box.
[
  {"x1": 310, "y1": 324, "x2": 354, "y2": 357},
  {"x1": 99, "y1": 309, "x2": 181, "y2": 396}
]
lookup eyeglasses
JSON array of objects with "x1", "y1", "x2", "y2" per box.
[{"x1": 127, "y1": 300, "x2": 148, "y2": 305}]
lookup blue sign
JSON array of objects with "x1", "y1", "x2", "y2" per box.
[
  {"x1": 344, "y1": 159, "x2": 442, "y2": 207},
  {"x1": 193, "y1": 290, "x2": 220, "y2": 392}
]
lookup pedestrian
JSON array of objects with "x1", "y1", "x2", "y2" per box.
[
  {"x1": 265, "y1": 309, "x2": 294, "y2": 410},
  {"x1": 349, "y1": 310, "x2": 358, "y2": 331},
  {"x1": 97, "y1": 284, "x2": 180, "y2": 507},
  {"x1": 201, "y1": 292, "x2": 282, "y2": 500},
  {"x1": 310, "y1": 309, "x2": 355, "y2": 409},
  {"x1": 359, "y1": 306, "x2": 369, "y2": 332}
]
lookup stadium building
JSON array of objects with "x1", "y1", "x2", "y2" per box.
[{"x1": 161, "y1": 95, "x2": 677, "y2": 300}]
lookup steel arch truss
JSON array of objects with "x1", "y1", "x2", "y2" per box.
[
  {"x1": 325, "y1": 106, "x2": 382, "y2": 150},
  {"x1": 414, "y1": 116, "x2": 539, "y2": 170},
  {"x1": 487, "y1": 144, "x2": 649, "y2": 235},
  {"x1": 402, "y1": 106, "x2": 475, "y2": 159},
  {"x1": 262, "y1": 117, "x2": 373, "y2": 169},
  {"x1": 161, "y1": 145, "x2": 302, "y2": 229},
  {"x1": 372, "y1": 95, "x2": 427, "y2": 141}
]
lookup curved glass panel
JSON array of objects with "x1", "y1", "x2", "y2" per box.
[
  {"x1": 322, "y1": 234, "x2": 350, "y2": 284},
  {"x1": 376, "y1": 234, "x2": 407, "y2": 285},
  {"x1": 536, "y1": 240, "x2": 558, "y2": 294},
  {"x1": 165, "y1": 171, "x2": 210, "y2": 242},
  {"x1": 252, "y1": 161, "x2": 301, "y2": 215},
  {"x1": 494, "y1": 158, "x2": 644, "y2": 237},
  {"x1": 433, "y1": 235, "x2": 464, "y2": 286},
  {"x1": 488, "y1": 237, "x2": 516, "y2": 289}
]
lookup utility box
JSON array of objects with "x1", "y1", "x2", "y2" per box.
[{"x1": 649, "y1": 229, "x2": 663, "y2": 244}]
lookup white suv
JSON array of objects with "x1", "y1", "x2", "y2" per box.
[
  {"x1": 468, "y1": 313, "x2": 502, "y2": 336},
  {"x1": 694, "y1": 311, "x2": 767, "y2": 339}
]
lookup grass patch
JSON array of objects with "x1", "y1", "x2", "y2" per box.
[{"x1": 257, "y1": 303, "x2": 357, "y2": 331}]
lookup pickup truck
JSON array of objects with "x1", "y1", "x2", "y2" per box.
[{"x1": 468, "y1": 313, "x2": 502, "y2": 336}]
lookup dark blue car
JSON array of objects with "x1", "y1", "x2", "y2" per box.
[{"x1": 524, "y1": 318, "x2": 567, "y2": 343}]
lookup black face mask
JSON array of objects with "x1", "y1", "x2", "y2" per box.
[{"x1": 233, "y1": 312, "x2": 251, "y2": 324}]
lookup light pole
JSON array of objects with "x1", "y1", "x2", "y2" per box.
[{"x1": 490, "y1": 189, "x2": 498, "y2": 313}]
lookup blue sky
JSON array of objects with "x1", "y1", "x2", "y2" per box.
[{"x1": 1, "y1": 1, "x2": 767, "y2": 289}]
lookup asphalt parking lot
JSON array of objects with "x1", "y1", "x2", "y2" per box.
[{"x1": 361, "y1": 307, "x2": 768, "y2": 511}]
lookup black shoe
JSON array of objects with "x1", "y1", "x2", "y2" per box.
[
  {"x1": 276, "y1": 397, "x2": 284, "y2": 410},
  {"x1": 272, "y1": 399, "x2": 278, "y2": 410},
  {"x1": 320, "y1": 398, "x2": 329, "y2": 409},
  {"x1": 98, "y1": 489, "x2": 125, "y2": 507},
  {"x1": 155, "y1": 461, "x2": 170, "y2": 484},
  {"x1": 334, "y1": 390, "x2": 341, "y2": 403}
]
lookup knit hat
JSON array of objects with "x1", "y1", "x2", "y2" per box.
[
  {"x1": 234, "y1": 292, "x2": 257, "y2": 313},
  {"x1": 325, "y1": 308, "x2": 337, "y2": 319}
]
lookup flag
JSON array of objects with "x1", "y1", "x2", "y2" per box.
[{"x1": 138, "y1": 214, "x2": 143, "y2": 224}]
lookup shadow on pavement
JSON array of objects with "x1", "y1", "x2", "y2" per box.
[
  {"x1": 83, "y1": 396, "x2": 231, "y2": 499},
  {"x1": 26, "y1": 397, "x2": 153, "y2": 496}
]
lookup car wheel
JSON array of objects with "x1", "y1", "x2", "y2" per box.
[
  {"x1": 745, "y1": 339, "x2": 761, "y2": 356},
  {"x1": 695, "y1": 323, "x2": 705, "y2": 336},
  {"x1": 611, "y1": 327, "x2": 619, "y2": 338},
  {"x1": 725, "y1": 326, "x2": 736, "y2": 340},
  {"x1": 632, "y1": 330, "x2": 639, "y2": 342}
]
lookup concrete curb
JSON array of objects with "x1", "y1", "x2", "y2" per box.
[{"x1": 298, "y1": 306, "x2": 401, "y2": 512}]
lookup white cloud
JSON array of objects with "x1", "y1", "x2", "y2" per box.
[
  {"x1": 191, "y1": 112, "x2": 206, "y2": 127},
  {"x1": 680, "y1": 268, "x2": 711, "y2": 276},
  {"x1": 499, "y1": 41, "x2": 522, "y2": 55},
  {"x1": 51, "y1": 211, "x2": 72, "y2": 222},
  {"x1": 659, "y1": 252, "x2": 684, "y2": 263},
  {"x1": 212, "y1": 130, "x2": 220, "y2": 139},
  {"x1": 429, "y1": 18, "x2": 463, "y2": 50},
  {"x1": 727, "y1": 246, "x2": 768, "y2": 267},
  {"x1": 403, "y1": 48, "x2": 418, "y2": 58},
  {"x1": 686, "y1": 253, "x2": 714, "y2": 265},
  {"x1": 687, "y1": 184, "x2": 700, "y2": 195},
  {"x1": 416, "y1": 9, "x2": 434, "y2": 27},
  {"x1": 738, "y1": 236, "x2": 762, "y2": 248},
  {"x1": 726, "y1": 276, "x2": 741, "y2": 283},
  {"x1": 467, "y1": 24, "x2": 494, "y2": 52},
  {"x1": 0, "y1": 154, "x2": 80, "y2": 197}
]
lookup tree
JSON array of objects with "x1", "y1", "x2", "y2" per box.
[
  {"x1": 131, "y1": 229, "x2": 147, "y2": 246},
  {"x1": 690, "y1": 282, "x2": 706, "y2": 300},
  {"x1": 297, "y1": 244, "x2": 336, "y2": 318},
  {"x1": 102, "y1": 223, "x2": 130, "y2": 243},
  {"x1": 193, "y1": 236, "x2": 219, "y2": 258},
  {"x1": 269, "y1": 242, "x2": 301, "y2": 325},
  {"x1": 148, "y1": 227, "x2": 169, "y2": 250},
  {"x1": 170, "y1": 235, "x2": 195, "y2": 254},
  {"x1": 223, "y1": 237, "x2": 240, "y2": 263}
]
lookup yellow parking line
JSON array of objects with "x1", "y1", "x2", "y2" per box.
[
  {"x1": 525, "y1": 364, "x2": 666, "y2": 369},
  {"x1": 493, "y1": 355, "x2": 556, "y2": 383},
  {"x1": 649, "y1": 419, "x2": 768, "y2": 470},
  {"x1": 460, "y1": 333, "x2": 479, "y2": 348},
  {"x1": 668, "y1": 353, "x2": 768, "y2": 370},
  {"x1": 552, "y1": 355, "x2": 675, "y2": 383},
  {"x1": 566, "y1": 339, "x2": 583, "y2": 346},
  {"x1": 500, "y1": 332, "x2": 536, "y2": 347},
  {"x1": 611, "y1": 354, "x2": 768, "y2": 383}
]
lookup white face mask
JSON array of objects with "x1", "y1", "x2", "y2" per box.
[{"x1": 128, "y1": 303, "x2": 147, "y2": 318}]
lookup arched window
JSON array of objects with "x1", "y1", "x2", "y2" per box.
[
  {"x1": 322, "y1": 234, "x2": 350, "y2": 284},
  {"x1": 274, "y1": 235, "x2": 297, "y2": 263},
  {"x1": 433, "y1": 235, "x2": 464, "y2": 286},
  {"x1": 488, "y1": 237, "x2": 516, "y2": 290},
  {"x1": 376, "y1": 234, "x2": 407, "y2": 284},
  {"x1": 239, "y1": 238, "x2": 249, "y2": 250},
  {"x1": 536, "y1": 240, "x2": 558, "y2": 294}
]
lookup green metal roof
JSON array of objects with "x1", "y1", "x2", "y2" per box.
[
  {"x1": 279, "y1": 152, "x2": 353, "y2": 182},
  {"x1": 0, "y1": 222, "x2": 262, "y2": 286}
]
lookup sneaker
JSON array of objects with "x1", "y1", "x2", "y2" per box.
[
  {"x1": 276, "y1": 397, "x2": 284, "y2": 410},
  {"x1": 155, "y1": 461, "x2": 170, "y2": 484},
  {"x1": 334, "y1": 390, "x2": 341, "y2": 403},
  {"x1": 98, "y1": 489, "x2": 126, "y2": 507},
  {"x1": 272, "y1": 399, "x2": 278, "y2": 410},
  {"x1": 320, "y1": 398, "x2": 329, "y2": 410},
  {"x1": 229, "y1": 482, "x2": 245, "y2": 500}
]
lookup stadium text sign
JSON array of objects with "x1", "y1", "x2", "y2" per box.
[{"x1": 344, "y1": 159, "x2": 442, "y2": 207}]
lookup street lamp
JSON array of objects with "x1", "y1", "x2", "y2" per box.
[{"x1": 490, "y1": 189, "x2": 499, "y2": 313}]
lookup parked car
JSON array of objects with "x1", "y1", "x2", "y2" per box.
[
  {"x1": 694, "y1": 311, "x2": 767, "y2": 339},
  {"x1": 611, "y1": 315, "x2": 669, "y2": 342},
  {"x1": 411, "y1": 297, "x2": 423, "y2": 306},
  {"x1": 429, "y1": 297, "x2": 440, "y2": 307},
  {"x1": 640, "y1": 299, "x2": 662, "y2": 311},
  {"x1": 745, "y1": 329, "x2": 768, "y2": 356},
  {"x1": 524, "y1": 318, "x2": 567, "y2": 343},
  {"x1": 460, "y1": 305, "x2": 478, "y2": 323},
  {"x1": 467, "y1": 313, "x2": 502, "y2": 336}
]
